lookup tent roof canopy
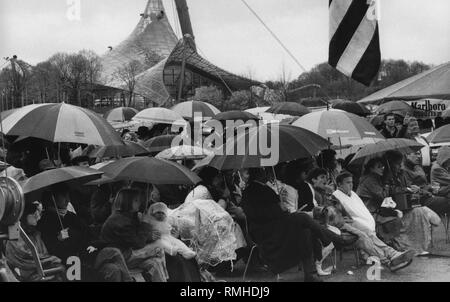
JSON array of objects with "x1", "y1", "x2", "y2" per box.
[{"x1": 359, "y1": 62, "x2": 450, "y2": 104}]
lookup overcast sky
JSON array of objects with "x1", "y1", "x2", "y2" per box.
[{"x1": 1, "y1": 0, "x2": 449, "y2": 81}]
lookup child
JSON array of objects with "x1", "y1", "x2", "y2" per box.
[{"x1": 144, "y1": 203, "x2": 196, "y2": 260}]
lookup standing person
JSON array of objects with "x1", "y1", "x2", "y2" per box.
[{"x1": 380, "y1": 113, "x2": 408, "y2": 139}]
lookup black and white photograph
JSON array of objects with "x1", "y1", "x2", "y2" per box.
[{"x1": 0, "y1": 0, "x2": 450, "y2": 285}]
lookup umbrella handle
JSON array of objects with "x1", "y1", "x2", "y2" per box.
[{"x1": 51, "y1": 194, "x2": 65, "y2": 231}]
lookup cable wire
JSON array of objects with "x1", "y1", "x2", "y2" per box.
[{"x1": 240, "y1": 0, "x2": 307, "y2": 74}]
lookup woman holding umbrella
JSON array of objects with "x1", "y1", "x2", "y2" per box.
[
  {"x1": 37, "y1": 185, "x2": 91, "y2": 264},
  {"x1": 5, "y1": 201, "x2": 66, "y2": 282}
]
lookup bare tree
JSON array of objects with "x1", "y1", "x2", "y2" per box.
[
  {"x1": 79, "y1": 50, "x2": 102, "y2": 108},
  {"x1": 113, "y1": 60, "x2": 143, "y2": 107}
]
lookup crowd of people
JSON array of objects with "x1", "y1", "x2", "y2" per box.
[{"x1": 1, "y1": 111, "x2": 450, "y2": 283}]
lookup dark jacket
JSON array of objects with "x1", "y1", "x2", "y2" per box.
[
  {"x1": 356, "y1": 173, "x2": 387, "y2": 214},
  {"x1": 380, "y1": 125, "x2": 407, "y2": 139},
  {"x1": 37, "y1": 209, "x2": 90, "y2": 263},
  {"x1": 100, "y1": 211, "x2": 152, "y2": 260},
  {"x1": 242, "y1": 181, "x2": 312, "y2": 274}
]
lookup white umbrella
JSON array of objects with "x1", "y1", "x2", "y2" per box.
[
  {"x1": 156, "y1": 145, "x2": 213, "y2": 161},
  {"x1": 133, "y1": 108, "x2": 186, "y2": 126}
]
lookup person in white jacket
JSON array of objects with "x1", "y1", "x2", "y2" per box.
[{"x1": 332, "y1": 171, "x2": 415, "y2": 272}]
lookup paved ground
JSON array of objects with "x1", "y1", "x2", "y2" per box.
[{"x1": 218, "y1": 224, "x2": 450, "y2": 282}]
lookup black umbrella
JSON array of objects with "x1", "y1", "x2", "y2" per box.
[
  {"x1": 143, "y1": 135, "x2": 178, "y2": 153},
  {"x1": 212, "y1": 111, "x2": 259, "y2": 123},
  {"x1": 332, "y1": 100, "x2": 371, "y2": 117},
  {"x1": 197, "y1": 124, "x2": 329, "y2": 170},
  {"x1": 266, "y1": 102, "x2": 311, "y2": 117}
]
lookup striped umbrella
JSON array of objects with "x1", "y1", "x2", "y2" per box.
[
  {"x1": 133, "y1": 108, "x2": 186, "y2": 125},
  {"x1": 104, "y1": 107, "x2": 139, "y2": 122},
  {"x1": 0, "y1": 103, "x2": 123, "y2": 146},
  {"x1": 171, "y1": 101, "x2": 220, "y2": 121},
  {"x1": 266, "y1": 102, "x2": 311, "y2": 117},
  {"x1": 292, "y1": 109, "x2": 384, "y2": 146}
]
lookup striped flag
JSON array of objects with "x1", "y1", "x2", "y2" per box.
[{"x1": 329, "y1": 0, "x2": 381, "y2": 86}]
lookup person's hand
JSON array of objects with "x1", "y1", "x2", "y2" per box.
[
  {"x1": 218, "y1": 199, "x2": 227, "y2": 210},
  {"x1": 57, "y1": 229, "x2": 69, "y2": 241},
  {"x1": 87, "y1": 246, "x2": 98, "y2": 254},
  {"x1": 137, "y1": 212, "x2": 144, "y2": 222},
  {"x1": 410, "y1": 185, "x2": 420, "y2": 194},
  {"x1": 343, "y1": 216, "x2": 354, "y2": 224},
  {"x1": 395, "y1": 210, "x2": 403, "y2": 219},
  {"x1": 151, "y1": 230, "x2": 161, "y2": 241},
  {"x1": 170, "y1": 227, "x2": 180, "y2": 238},
  {"x1": 228, "y1": 206, "x2": 246, "y2": 220}
]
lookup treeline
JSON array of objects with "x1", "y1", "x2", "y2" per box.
[
  {"x1": 266, "y1": 59, "x2": 431, "y2": 104},
  {"x1": 0, "y1": 50, "x2": 103, "y2": 110}
]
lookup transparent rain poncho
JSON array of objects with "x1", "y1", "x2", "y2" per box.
[{"x1": 168, "y1": 199, "x2": 238, "y2": 267}]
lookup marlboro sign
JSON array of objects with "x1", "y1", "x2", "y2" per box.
[{"x1": 407, "y1": 99, "x2": 450, "y2": 119}]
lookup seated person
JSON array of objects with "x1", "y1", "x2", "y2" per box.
[
  {"x1": 6, "y1": 202, "x2": 66, "y2": 281},
  {"x1": 431, "y1": 146, "x2": 450, "y2": 199},
  {"x1": 306, "y1": 168, "x2": 333, "y2": 208},
  {"x1": 100, "y1": 188, "x2": 169, "y2": 282},
  {"x1": 241, "y1": 168, "x2": 357, "y2": 282},
  {"x1": 38, "y1": 185, "x2": 91, "y2": 263},
  {"x1": 331, "y1": 172, "x2": 416, "y2": 271},
  {"x1": 403, "y1": 150, "x2": 450, "y2": 215},
  {"x1": 283, "y1": 158, "x2": 316, "y2": 212},
  {"x1": 266, "y1": 166, "x2": 299, "y2": 214},
  {"x1": 143, "y1": 203, "x2": 196, "y2": 259},
  {"x1": 382, "y1": 151, "x2": 441, "y2": 255},
  {"x1": 356, "y1": 157, "x2": 403, "y2": 243}
]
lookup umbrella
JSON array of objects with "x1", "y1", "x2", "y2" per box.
[
  {"x1": 22, "y1": 166, "x2": 103, "y2": 201},
  {"x1": 442, "y1": 108, "x2": 450, "y2": 119},
  {"x1": 359, "y1": 62, "x2": 450, "y2": 104},
  {"x1": 244, "y1": 107, "x2": 270, "y2": 116},
  {"x1": 198, "y1": 124, "x2": 329, "y2": 170},
  {"x1": 292, "y1": 109, "x2": 385, "y2": 147},
  {"x1": 143, "y1": 135, "x2": 178, "y2": 153},
  {"x1": 266, "y1": 102, "x2": 311, "y2": 117},
  {"x1": 332, "y1": 100, "x2": 371, "y2": 117},
  {"x1": 99, "y1": 157, "x2": 201, "y2": 185},
  {"x1": 156, "y1": 145, "x2": 213, "y2": 161},
  {"x1": 171, "y1": 101, "x2": 220, "y2": 121},
  {"x1": 375, "y1": 101, "x2": 414, "y2": 117},
  {"x1": 132, "y1": 108, "x2": 186, "y2": 126},
  {"x1": 211, "y1": 111, "x2": 259, "y2": 123},
  {"x1": 104, "y1": 107, "x2": 138, "y2": 122},
  {"x1": 426, "y1": 125, "x2": 450, "y2": 144},
  {"x1": 0, "y1": 103, "x2": 123, "y2": 146},
  {"x1": 349, "y1": 139, "x2": 424, "y2": 166},
  {"x1": 86, "y1": 141, "x2": 150, "y2": 159}
]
